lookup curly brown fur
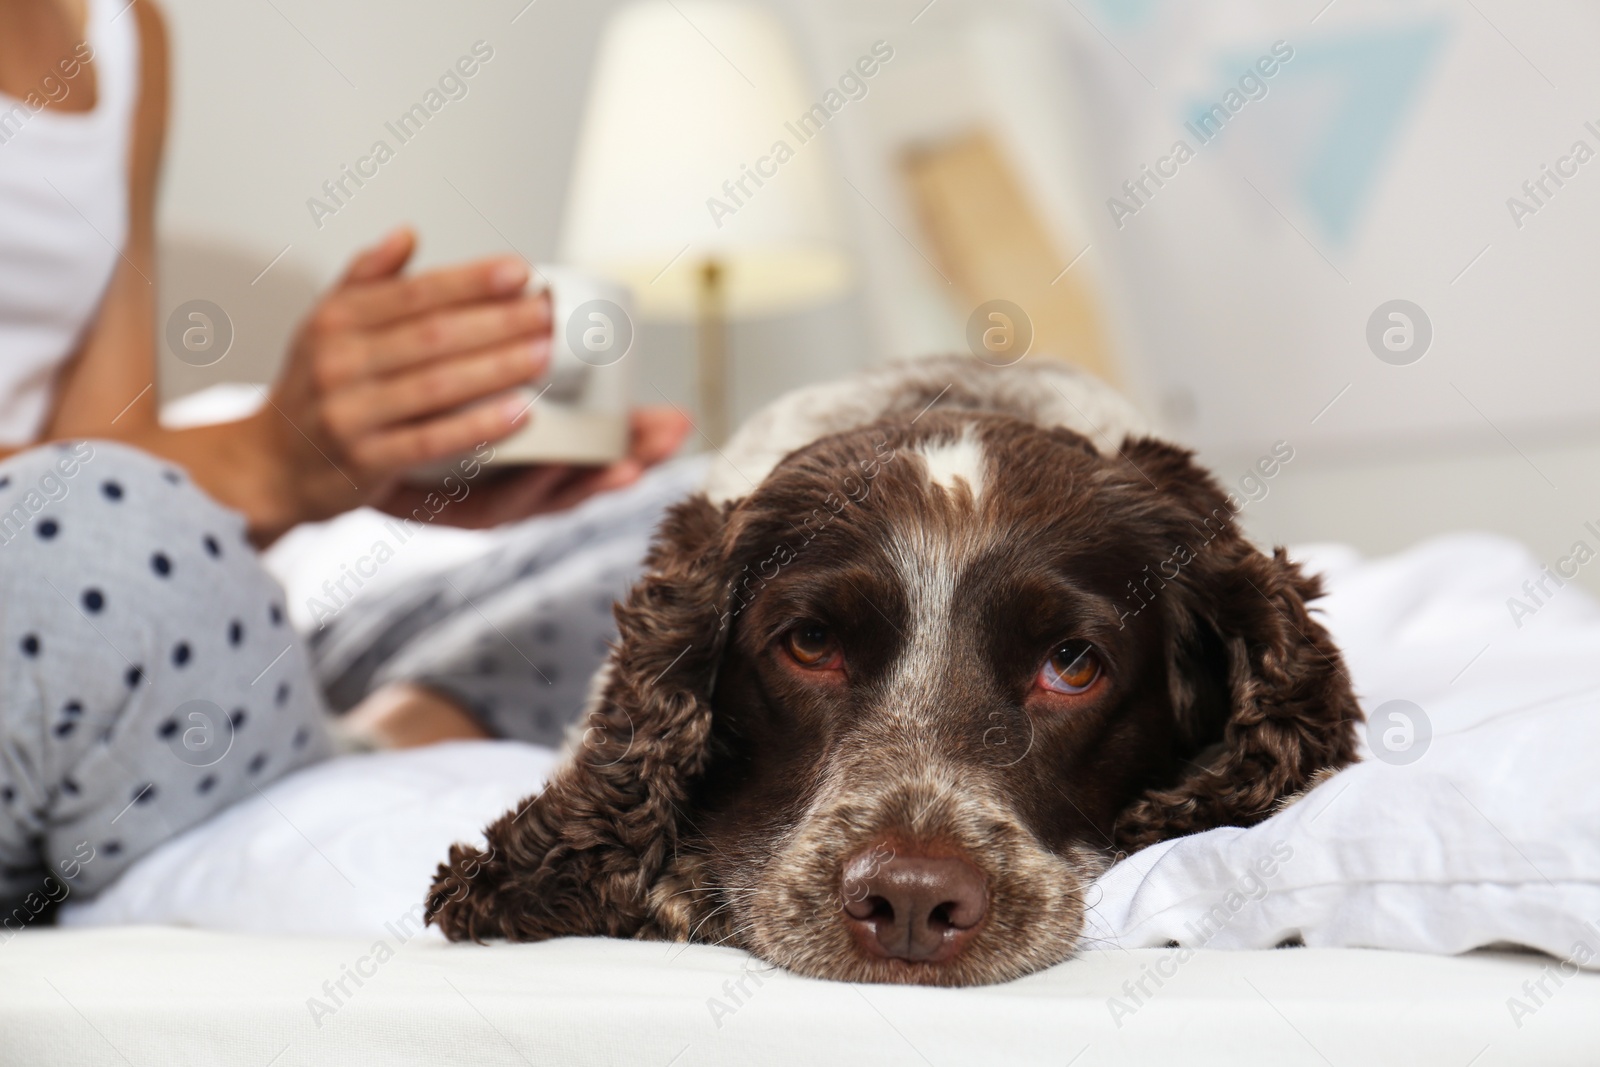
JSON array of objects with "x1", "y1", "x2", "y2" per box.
[
  {"x1": 1106, "y1": 436, "x2": 1360, "y2": 848},
  {"x1": 426, "y1": 496, "x2": 732, "y2": 942}
]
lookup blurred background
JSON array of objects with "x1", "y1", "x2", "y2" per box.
[{"x1": 154, "y1": 0, "x2": 1600, "y2": 590}]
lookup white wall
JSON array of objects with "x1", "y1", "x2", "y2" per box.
[{"x1": 1038, "y1": 0, "x2": 1600, "y2": 595}]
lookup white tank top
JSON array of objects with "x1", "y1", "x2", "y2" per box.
[{"x1": 0, "y1": 0, "x2": 139, "y2": 446}]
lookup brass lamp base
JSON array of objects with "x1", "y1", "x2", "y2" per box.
[{"x1": 696, "y1": 259, "x2": 727, "y2": 446}]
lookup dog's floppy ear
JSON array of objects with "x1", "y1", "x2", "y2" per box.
[
  {"x1": 426, "y1": 494, "x2": 734, "y2": 941},
  {"x1": 1110, "y1": 437, "x2": 1359, "y2": 851}
]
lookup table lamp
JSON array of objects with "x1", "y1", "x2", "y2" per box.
[{"x1": 560, "y1": 0, "x2": 852, "y2": 443}]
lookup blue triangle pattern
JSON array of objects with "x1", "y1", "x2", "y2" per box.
[
  {"x1": 1089, "y1": 0, "x2": 1168, "y2": 32},
  {"x1": 1179, "y1": 22, "x2": 1450, "y2": 246},
  {"x1": 1284, "y1": 22, "x2": 1449, "y2": 244}
]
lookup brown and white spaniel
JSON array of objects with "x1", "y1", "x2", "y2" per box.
[{"x1": 426, "y1": 356, "x2": 1358, "y2": 986}]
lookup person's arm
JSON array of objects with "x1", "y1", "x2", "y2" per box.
[
  {"x1": 44, "y1": 0, "x2": 165, "y2": 440},
  {"x1": 43, "y1": 1, "x2": 305, "y2": 534},
  {"x1": 42, "y1": 1, "x2": 687, "y2": 545}
]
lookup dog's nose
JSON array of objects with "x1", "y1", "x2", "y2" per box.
[{"x1": 840, "y1": 846, "x2": 988, "y2": 963}]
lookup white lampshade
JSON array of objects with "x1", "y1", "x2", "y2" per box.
[{"x1": 560, "y1": 0, "x2": 851, "y2": 318}]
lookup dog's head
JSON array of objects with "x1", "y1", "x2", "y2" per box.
[{"x1": 427, "y1": 411, "x2": 1358, "y2": 985}]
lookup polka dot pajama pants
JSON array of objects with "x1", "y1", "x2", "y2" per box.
[{"x1": 0, "y1": 442, "x2": 330, "y2": 913}]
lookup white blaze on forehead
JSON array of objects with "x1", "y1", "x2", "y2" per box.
[
  {"x1": 890, "y1": 426, "x2": 993, "y2": 713},
  {"x1": 883, "y1": 515, "x2": 993, "y2": 724},
  {"x1": 916, "y1": 425, "x2": 986, "y2": 500}
]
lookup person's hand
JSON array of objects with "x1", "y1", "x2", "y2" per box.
[
  {"x1": 373, "y1": 405, "x2": 693, "y2": 529},
  {"x1": 253, "y1": 227, "x2": 550, "y2": 530}
]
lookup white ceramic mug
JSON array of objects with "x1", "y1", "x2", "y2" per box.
[{"x1": 487, "y1": 265, "x2": 634, "y2": 466}]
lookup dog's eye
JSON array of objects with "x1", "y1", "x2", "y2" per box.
[
  {"x1": 785, "y1": 623, "x2": 840, "y2": 668},
  {"x1": 1038, "y1": 641, "x2": 1101, "y2": 694}
]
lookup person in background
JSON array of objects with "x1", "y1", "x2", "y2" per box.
[{"x1": 0, "y1": 0, "x2": 690, "y2": 909}]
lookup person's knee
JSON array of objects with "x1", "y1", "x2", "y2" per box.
[
  {"x1": 0, "y1": 439, "x2": 230, "y2": 533},
  {"x1": 0, "y1": 439, "x2": 247, "y2": 557},
  {"x1": 0, "y1": 438, "x2": 281, "y2": 654},
  {"x1": 0, "y1": 440, "x2": 99, "y2": 546}
]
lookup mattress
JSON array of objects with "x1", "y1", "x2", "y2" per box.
[{"x1": 6, "y1": 927, "x2": 1598, "y2": 1066}]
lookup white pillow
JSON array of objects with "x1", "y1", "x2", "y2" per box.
[{"x1": 1085, "y1": 534, "x2": 1600, "y2": 967}]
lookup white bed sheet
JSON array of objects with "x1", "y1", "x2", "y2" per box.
[{"x1": 5, "y1": 927, "x2": 1598, "y2": 1066}]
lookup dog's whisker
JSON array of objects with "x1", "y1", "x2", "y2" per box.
[
  {"x1": 668, "y1": 884, "x2": 759, "y2": 899},
  {"x1": 682, "y1": 899, "x2": 738, "y2": 948}
]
